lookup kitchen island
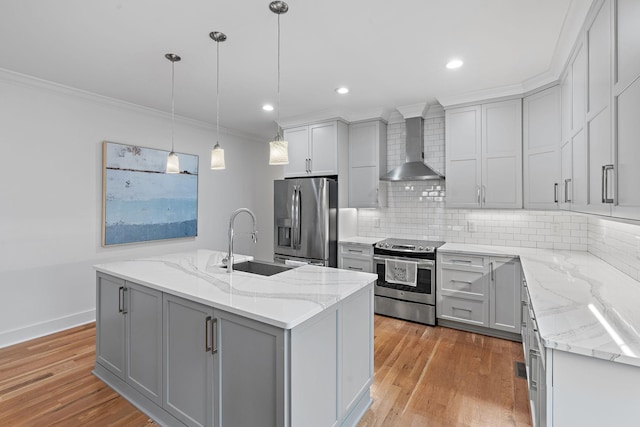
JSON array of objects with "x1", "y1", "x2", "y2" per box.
[{"x1": 93, "y1": 250, "x2": 376, "y2": 427}]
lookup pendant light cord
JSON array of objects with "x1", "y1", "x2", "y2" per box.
[
  {"x1": 276, "y1": 13, "x2": 281, "y2": 139},
  {"x1": 216, "y1": 41, "x2": 220, "y2": 145},
  {"x1": 171, "y1": 60, "x2": 175, "y2": 153}
]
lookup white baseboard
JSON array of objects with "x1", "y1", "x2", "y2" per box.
[{"x1": 0, "y1": 309, "x2": 96, "y2": 349}]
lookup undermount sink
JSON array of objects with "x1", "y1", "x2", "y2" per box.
[{"x1": 226, "y1": 260, "x2": 293, "y2": 276}]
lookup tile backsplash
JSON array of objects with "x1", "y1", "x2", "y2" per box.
[
  {"x1": 355, "y1": 107, "x2": 640, "y2": 280},
  {"x1": 588, "y1": 217, "x2": 640, "y2": 282}
]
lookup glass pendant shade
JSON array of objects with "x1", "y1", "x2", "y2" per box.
[
  {"x1": 269, "y1": 138, "x2": 289, "y2": 165},
  {"x1": 210, "y1": 143, "x2": 226, "y2": 170},
  {"x1": 166, "y1": 151, "x2": 180, "y2": 173}
]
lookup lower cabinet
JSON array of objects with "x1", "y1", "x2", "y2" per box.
[
  {"x1": 94, "y1": 273, "x2": 374, "y2": 427},
  {"x1": 436, "y1": 252, "x2": 521, "y2": 340},
  {"x1": 95, "y1": 274, "x2": 163, "y2": 404},
  {"x1": 338, "y1": 242, "x2": 374, "y2": 273},
  {"x1": 163, "y1": 295, "x2": 215, "y2": 427}
]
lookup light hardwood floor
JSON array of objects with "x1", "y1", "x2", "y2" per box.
[{"x1": 0, "y1": 316, "x2": 530, "y2": 426}]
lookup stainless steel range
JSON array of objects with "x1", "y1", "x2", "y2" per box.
[{"x1": 373, "y1": 238, "x2": 445, "y2": 326}]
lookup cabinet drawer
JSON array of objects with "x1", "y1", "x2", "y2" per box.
[
  {"x1": 439, "y1": 267, "x2": 487, "y2": 298},
  {"x1": 341, "y1": 256, "x2": 372, "y2": 273},
  {"x1": 340, "y1": 244, "x2": 373, "y2": 257},
  {"x1": 440, "y1": 253, "x2": 485, "y2": 268},
  {"x1": 438, "y1": 296, "x2": 487, "y2": 326}
]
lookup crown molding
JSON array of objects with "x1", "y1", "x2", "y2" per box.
[
  {"x1": 277, "y1": 106, "x2": 393, "y2": 128},
  {"x1": 0, "y1": 67, "x2": 265, "y2": 143}
]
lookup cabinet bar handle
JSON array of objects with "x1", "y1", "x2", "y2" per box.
[
  {"x1": 602, "y1": 164, "x2": 614, "y2": 204},
  {"x1": 490, "y1": 262, "x2": 494, "y2": 281},
  {"x1": 521, "y1": 301, "x2": 527, "y2": 327},
  {"x1": 309, "y1": 158, "x2": 312, "y2": 173},
  {"x1": 564, "y1": 178, "x2": 572, "y2": 203},
  {"x1": 118, "y1": 286, "x2": 125, "y2": 314},
  {"x1": 347, "y1": 266, "x2": 363, "y2": 271},
  {"x1": 450, "y1": 259, "x2": 472, "y2": 264},
  {"x1": 121, "y1": 287, "x2": 128, "y2": 314},
  {"x1": 554, "y1": 183, "x2": 559, "y2": 203},
  {"x1": 482, "y1": 185, "x2": 486, "y2": 204},
  {"x1": 205, "y1": 316, "x2": 212, "y2": 352},
  {"x1": 477, "y1": 186, "x2": 481, "y2": 204},
  {"x1": 348, "y1": 249, "x2": 363, "y2": 253},
  {"x1": 212, "y1": 318, "x2": 218, "y2": 354}
]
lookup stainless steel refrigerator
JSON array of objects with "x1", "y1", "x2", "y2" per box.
[{"x1": 273, "y1": 177, "x2": 338, "y2": 267}]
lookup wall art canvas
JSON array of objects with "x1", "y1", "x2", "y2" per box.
[{"x1": 102, "y1": 141, "x2": 198, "y2": 246}]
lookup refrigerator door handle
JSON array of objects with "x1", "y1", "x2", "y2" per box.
[
  {"x1": 291, "y1": 187, "x2": 297, "y2": 248},
  {"x1": 295, "y1": 186, "x2": 302, "y2": 249}
]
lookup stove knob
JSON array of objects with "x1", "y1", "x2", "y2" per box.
[
  {"x1": 384, "y1": 243, "x2": 390, "y2": 248},
  {"x1": 418, "y1": 246, "x2": 424, "y2": 251}
]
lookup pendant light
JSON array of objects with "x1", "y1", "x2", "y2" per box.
[
  {"x1": 268, "y1": 1, "x2": 289, "y2": 165},
  {"x1": 210, "y1": 31, "x2": 227, "y2": 170},
  {"x1": 165, "y1": 53, "x2": 181, "y2": 174}
]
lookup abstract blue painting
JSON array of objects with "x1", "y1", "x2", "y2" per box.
[{"x1": 102, "y1": 141, "x2": 198, "y2": 246}]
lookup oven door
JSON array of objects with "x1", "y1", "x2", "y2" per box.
[{"x1": 373, "y1": 254, "x2": 435, "y2": 305}]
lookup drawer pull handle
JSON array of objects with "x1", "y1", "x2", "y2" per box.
[
  {"x1": 451, "y1": 279, "x2": 473, "y2": 285},
  {"x1": 348, "y1": 249, "x2": 363, "y2": 253},
  {"x1": 450, "y1": 259, "x2": 472, "y2": 264},
  {"x1": 347, "y1": 266, "x2": 363, "y2": 271}
]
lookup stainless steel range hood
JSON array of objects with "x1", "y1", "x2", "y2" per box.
[{"x1": 380, "y1": 117, "x2": 444, "y2": 181}]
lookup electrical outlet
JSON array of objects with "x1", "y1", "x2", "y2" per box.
[
  {"x1": 374, "y1": 218, "x2": 381, "y2": 228},
  {"x1": 468, "y1": 221, "x2": 477, "y2": 233}
]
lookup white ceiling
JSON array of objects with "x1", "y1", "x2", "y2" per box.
[{"x1": 0, "y1": 0, "x2": 592, "y2": 140}]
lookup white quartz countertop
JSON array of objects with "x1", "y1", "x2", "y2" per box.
[
  {"x1": 94, "y1": 250, "x2": 377, "y2": 329},
  {"x1": 338, "y1": 236, "x2": 381, "y2": 245},
  {"x1": 440, "y1": 243, "x2": 640, "y2": 367}
]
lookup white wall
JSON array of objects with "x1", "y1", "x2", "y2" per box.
[{"x1": 0, "y1": 70, "x2": 276, "y2": 347}]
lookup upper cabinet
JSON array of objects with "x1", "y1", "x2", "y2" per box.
[
  {"x1": 561, "y1": 0, "x2": 640, "y2": 220},
  {"x1": 585, "y1": 0, "x2": 613, "y2": 216},
  {"x1": 445, "y1": 99, "x2": 522, "y2": 209},
  {"x1": 612, "y1": 0, "x2": 640, "y2": 220},
  {"x1": 523, "y1": 86, "x2": 561, "y2": 210},
  {"x1": 283, "y1": 121, "x2": 348, "y2": 178},
  {"x1": 348, "y1": 120, "x2": 387, "y2": 208}
]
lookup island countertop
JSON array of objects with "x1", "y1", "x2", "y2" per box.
[
  {"x1": 94, "y1": 250, "x2": 377, "y2": 329},
  {"x1": 439, "y1": 243, "x2": 640, "y2": 368}
]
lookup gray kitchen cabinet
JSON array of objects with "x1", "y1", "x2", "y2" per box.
[
  {"x1": 444, "y1": 105, "x2": 482, "y2": 208},
  {"x1": 585, "y1": 0, "x2": 613, "y2": 216},
  {"x1": 488, "y1": 257, "x2": 521, "y2": 334},
  {"x1": 217, "y1": 309, "x2": 285, "y2": 427},
  {"x1": 125, "y1": 281, "x2": 163, "y2": 406},
  {"x1": 96, "y1": 272, "x2": 125, "y2": 380},
  {"x1": 164, "y1": 294, "x2": 285, "y2": 427},
  {"x1": 445, "y1": 99, "x2": 522, "y2": 209},
  {"x1": 163, "y1": 294, "x2": 215, "y2": 427},
  {"x1": 338, "y1": 242, "x2": 374, "y2": 273},
  {"x1": 611, "y1": 0, "x2": 640, "y2": 220},
  {"x1": 95, "y1": 273, "x2": 162, "y2": 405},
  {"x1": 348, "y1": 120, "x2": 387, "y2": 208},
  {"x1": 523, "y1": 86, "x2": 561, "y2": 210},
  {"x1": 283, "y1": 120, "x2": 347, "y2": 178},
  {"x1": 437, "y1": 252, "x2": 521, "y2": 341}
]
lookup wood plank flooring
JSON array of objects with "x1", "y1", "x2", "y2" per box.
[{"x1": 0, "y1": 316, "x2": 530, "y2": 426}]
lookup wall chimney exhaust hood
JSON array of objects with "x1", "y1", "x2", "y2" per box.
[{"x1": 380, "y1": 115, "x2": 444, "y2": 181}]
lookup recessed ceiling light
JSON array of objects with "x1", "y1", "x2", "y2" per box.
[
  {"x1": 262, "y1": 104, "x2": 274, "y2": 111},
  {"x1": 446, "y1": 59, "x2": 464, "y2": 69},
  {"x1": 335, "y1": 87, "x2": 349, "y2": 95}
]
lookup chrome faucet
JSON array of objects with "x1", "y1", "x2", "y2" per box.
[{"x1": 226, "y1": 208, "x2": 258, "y2": 273}]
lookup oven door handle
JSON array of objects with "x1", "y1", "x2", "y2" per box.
[{"x1": 373, "y1": 255, "x2": 435, "y2": 268}]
